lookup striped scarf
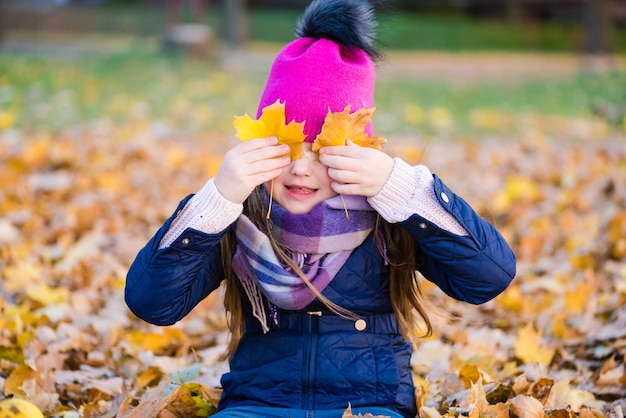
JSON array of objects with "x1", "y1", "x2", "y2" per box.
[{"x1": 232, "y1": 194, "x2": 377, "y2": 332}]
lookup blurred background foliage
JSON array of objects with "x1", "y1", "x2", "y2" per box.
[
  {"x1": 0, "y1": 0, "x2": 624, "y2": 138},
  {"x1": 2, "y1": 0, "x2": 626, "y2": 51}
]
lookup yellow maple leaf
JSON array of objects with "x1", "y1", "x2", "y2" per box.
[
  {"x1": 4, "y1": 365, "x2": 38, "y2": 398},
  {"x1": 125, "y1": 328, "x2": 187, "y2": 353},
  {"x1": 514, "y1": 322, "x2": 555, "y2": 366},
  {"x1": 459, "y1": 364, "x2": 493, "y2": 389},
  {"x1": 564, "y1": 282, "x2": 595, "y2": 314},
  {"x1": 26, "y1": 283, "x2": 69, "y2": 306},
  {"x1": 312, "y1": 105, "x2": 386, "y2": 152},
  {"x1": 0, "y1": 398, "x2": 44, "y2": 418},
  {"x1": 135, "y1": 366, "x2": 165, "y2": 389},
  {"x1": 233, "y1": 99, "x2": 306, "y2": 160}
]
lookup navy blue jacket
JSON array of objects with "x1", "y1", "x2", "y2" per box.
[{"x1": 125, "y1": 175, "x2": 516, "y2": 417}]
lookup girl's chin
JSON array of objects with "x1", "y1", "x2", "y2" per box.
[
  {"x1": 280, "y1": 199, "x2": 319, "y2": 215},
  {"x1": 274, "y1": 193, "x2": 324, "y2": 214}
]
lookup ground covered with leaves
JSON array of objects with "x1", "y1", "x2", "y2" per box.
[{"x1": 0, "y1": 48, "x2": 625, "y2": 417}]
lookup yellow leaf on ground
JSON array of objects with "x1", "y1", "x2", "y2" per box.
[
  {"x1": 514, "y1": 323, "x2": 555, "y2": 366},
  {"x1": 497, "y1": 284, "x2": 523, "y2": 313},
  {"x1": 564, "y1": 282, "x2": 595, "y2": 314},
  {"x1": 125, "y1": 328, "x2": 187, "y2": 353},
  {"x1": 26, "y1": 283, "x2": 69, "y2": 306},
  {"x1": 3, "y1": 262, "x2": 42, "y2": 293},
  {"x1": 136, "y1": 366, "x2": 166, "y2": 389},
  {"x1": 493, "y1": 176, "x2": 543, "y2": 212},
  {"x1": 0, "y1": 398, "x2": 44, "y2": 418},
  {"x1": 5, "y1": 365, "x2": 38, "y2": 397},
  {"x1": 459, "y1": 364, "x2": 493, "y2": 389}
]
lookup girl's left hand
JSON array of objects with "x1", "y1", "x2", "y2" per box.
[{"x1": 318, "y1": 140, "x2": 394, "y2": 197}]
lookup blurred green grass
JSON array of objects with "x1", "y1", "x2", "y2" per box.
[
  {"x1": 251, "y1": 8, "x2": 626, "y2": 52},
  {"x1": 1, "y1": 47, "x2": 624, "y2": 139}
]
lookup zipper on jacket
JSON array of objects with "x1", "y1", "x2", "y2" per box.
[
  {"x1": 301, "y1": 312, "x2": 320, "y2": 410},
  {"x1": 303, "y1": 332, "x2": 318, "y2": 410}
]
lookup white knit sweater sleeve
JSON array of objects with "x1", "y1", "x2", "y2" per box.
[
  {"x1": 367, "y1": 158, "x2": 468, "y2": 235},
  {"x1": 159, "y1": 179, "x2": 243, "y2": 249}
]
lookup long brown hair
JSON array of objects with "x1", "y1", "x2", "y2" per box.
[{"x1": 220, "y1": 186, "x2": 432, "y2": 359}]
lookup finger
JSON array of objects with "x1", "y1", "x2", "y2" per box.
[
  {"x1": 330, "y1": 181, "x2": 363, "y2": 196},
  {"x1": 236, "y1": 136, "x2": 280, "y2": 153},
  {"x1": 319, "y1": 154, "x2": 361, "y2": 171},
  {"x1": 327, "y1": 167, "x2": 362, "y2": 184},
  {"x1": 243, "y1": 143, "x2": 291, "y2": 162},
  {"x1": 246, "y1": 155, "x2": 291, "y2": 176},
  {"x1": 249, "y1": 166, "x2": 286, "y2": 185},
  {"x1": 237, "y1": 136, "x2": 277, "y2": 151},
  {"x1": 318, "y1": 145, "x2": 353, "y2": 157},
  {"x1": 318, "y1": 141, "x2": 361, "y2": 157}
]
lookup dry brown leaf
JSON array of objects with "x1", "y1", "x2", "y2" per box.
[
  {"x1": 509, "y1": 395, "x2": 545, "y2": 418},
  {"x1": 117, "y1": 379, "x2": 170, "y2": 418},
  {"x1": 544, "y1": 379, "x2": 596, "y2": 412},
  {"x1": 415, "y1": 380, "x2": 430, "y2": 418},
  {"x1": 482, "y1": 403, "x2": 509, "y2": 418},
  {"x1": 594, "y1": 360, "x2": 625, "y2": 387},
  {"x1": 529, "y1": 378, "x2": 555, "y2": 404},
  {"x1": 468, "y1": 378, "x2": 488, "y2": 418},
  {"x1": 5, "y1": 365, "x2": 38, "y2": 397}
]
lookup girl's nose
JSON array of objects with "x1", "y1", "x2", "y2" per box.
[
  {"x1": 290, "y1": 143, "x2": 318, "y2": 176},
  {"x1": 290, "y1": 155, "x2": 313, "y2": 176}
]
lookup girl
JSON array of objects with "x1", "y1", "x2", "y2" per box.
[{"x1": 125, "y1": 1, "x2": 516, "y2": 417}]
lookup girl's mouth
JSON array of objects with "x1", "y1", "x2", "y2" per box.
[{"x1": 286, "y1": 185, "x2": 317, "y2": 197}]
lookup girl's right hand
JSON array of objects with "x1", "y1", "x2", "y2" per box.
[{"x1": 214, "y1": 137, "x2": 291, "y2": 204}]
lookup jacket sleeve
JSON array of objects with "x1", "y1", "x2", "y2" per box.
[
  {"x1": 125, "y1": 195, "x2": 228, "y2": 325},
  {"x1": 400, "y1": 175, "x2": 516, "y2": 304}
]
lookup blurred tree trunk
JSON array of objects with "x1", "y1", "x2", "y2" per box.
[
  {"x1": 223, "y1": 0, "x2": 248, "y2": 48},
  {"x1": 0, "y1": 0, "x2": 5, "y2": 45},
  {"x1": 585, "y1": 0, "x2": 613, "y2": 53},
  {"x1": 165, "y1": 0, "x2": 208, "y2": 28},
  {"x1": 505, "y1": 0, "x2": 523, "y2": 25},
  {"x1": 163, "y1": 1, "x2": 214, "y2": 60}
]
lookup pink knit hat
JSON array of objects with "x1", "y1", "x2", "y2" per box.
[{"x1": 256, "y1": 0, "x2": 379, "y2": 143}]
